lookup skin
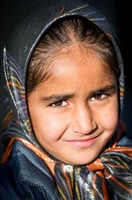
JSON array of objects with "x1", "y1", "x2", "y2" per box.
[{"x1": 28, "y1": 45, "x2": 119, "y2": 165}]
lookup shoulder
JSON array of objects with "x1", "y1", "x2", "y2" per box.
[{"x1": 0, "y1": 140, "x2": 60, "y2": 200}]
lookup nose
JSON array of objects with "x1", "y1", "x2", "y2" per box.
[{"x1": 71, "y1": 105, "x2": 97, "y2": 135}]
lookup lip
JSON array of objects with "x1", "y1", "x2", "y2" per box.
[{"x1": 65, "y1": 135, "x2": 100, "y2": 148}]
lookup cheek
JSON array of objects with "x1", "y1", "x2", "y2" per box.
[
  {"x1": 33, "y1": 114, "x2": 66, "y2": 141},
  {"x1": 99, "y1": 104, "x2": 119, "y2": 131}
]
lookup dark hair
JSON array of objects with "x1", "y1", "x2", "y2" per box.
[{"x1": 27, "y1": 15, "x2": 119, "y2": 95}]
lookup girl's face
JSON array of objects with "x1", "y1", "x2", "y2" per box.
[{"x1": 28, "y1": 46, "x2": 119, "y2": 165}]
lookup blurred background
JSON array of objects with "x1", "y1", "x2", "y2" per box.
[{"x1": 0, "y1": 0, "x2": 131, "y2": 139}]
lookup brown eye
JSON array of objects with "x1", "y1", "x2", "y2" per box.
[
  {"x1": 51, "y1": 100, "x2": 68, "y2": 107},
  {"x1": 93, "y1": 93, "x2": 102, "y2": 100},
  {"x1": 91, "y1": 93, "x2": 107, "y2": 101}
]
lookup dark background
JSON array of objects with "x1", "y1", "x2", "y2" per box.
[{"x1": 0, "y1": 0, "x2": 131, "y2": 139}]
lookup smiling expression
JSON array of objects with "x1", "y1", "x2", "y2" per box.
[{"x1": 28, "y1": 45, "x2": 119, "y2": 165}]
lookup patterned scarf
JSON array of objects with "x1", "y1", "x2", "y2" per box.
[
  {"x1": 54, "y1": 147, "x2": 132, "y2": 200},
  {"x1": 2, "y1": 121, "x2": 132, "y2": 200}
]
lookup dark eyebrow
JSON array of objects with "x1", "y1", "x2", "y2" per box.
[
  {"x1": 40, "y1": 94, "x2": 75, "y2": 103},
  {"x1": 39, "y1": 85, "x2": 117, "y2": 103},
  {"x1": 91, "y1": 85, "x2": 117, "y2": 95}
]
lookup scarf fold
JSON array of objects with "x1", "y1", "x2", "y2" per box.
[{"x1": 54, "y1": 146, "x2": 132, "y2": 200}]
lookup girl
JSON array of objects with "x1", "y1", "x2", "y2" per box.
[{"x1": 0, "y1": 1, "x2": 132, "y2": 199}]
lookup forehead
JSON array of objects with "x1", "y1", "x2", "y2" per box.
[
  {"x1": 38, "y1": 46, "x2": 116, "y2": 90},
  {"x1": 44, "y1": 45, "x2": 113, "y2": 78}
]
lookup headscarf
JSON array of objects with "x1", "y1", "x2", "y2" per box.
[{"x1": 1, "y1": 1, "x2": 132, "y2": 199}]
